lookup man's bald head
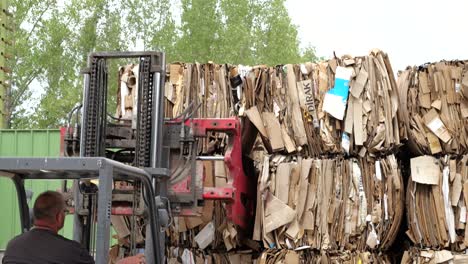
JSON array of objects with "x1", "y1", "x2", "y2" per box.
[{"x1": 33, "y1": 191, "x2": 66, "y2": 221}]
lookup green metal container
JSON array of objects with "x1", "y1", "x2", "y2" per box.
[{"x1": 0, "y1": 129, "x2": 75, "y2": 249}]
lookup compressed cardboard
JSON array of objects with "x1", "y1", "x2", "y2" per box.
[
  {"x1": 281, "y1": 123, "x2": 296, "y2": 153},
  {"x1": 398, "y1": 61, "x2": 468, "y2": 155},
  {"x1": 254, "y1": 155, "x2": 402, "y2": 251},
  {"x1": 111, "y1": 216, "x2": 130, "y2": 239},
  {"x1": 163, "y1": 53, "x2": 404, "y2": 254},
  {"x1": 275, "y1": 163, "x2": 291, "y2": 204},
  {"x1": 353, "y1": 99, "x2": 364, "y2": 146},
  {"x1": 262, "y1": 112, "x2": 285, "y2": 152},
  {"x1": 285, "y1": 64, "x2": 308, "y2": 146},
  {"x1": 407, "y1": 155, "x2": 468, "y2": 249},
  {"x1": 350, "y1": 68, "x2": 368, "y2": 98},
  {"x1": 245, "y1": 106, "x2": 268, "y2": 138},
  {"x1": 424, "y1": 109, "x2": 452, "y2": 143},
  {"x1": 264, "y1": 193, "x2": 296, "y2": 233}
]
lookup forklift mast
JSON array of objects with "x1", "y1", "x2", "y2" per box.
[{"x1": 76, "y1": 51, "x2": 168, "y2": 264}]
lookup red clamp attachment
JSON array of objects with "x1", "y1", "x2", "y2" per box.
[{"x1": 184, "y1": 118, "x2": 253, "y2": 229}]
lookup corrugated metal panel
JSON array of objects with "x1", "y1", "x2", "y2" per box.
[{"x1": 0, "y1": 129, "x2": 75, "y2": 249}]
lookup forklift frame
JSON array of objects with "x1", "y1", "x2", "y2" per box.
[{"x1": 0, "y1": 157, "x2": 168, "y2": 264}]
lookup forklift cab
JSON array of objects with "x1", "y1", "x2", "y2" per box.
[{"x1": 0, "y1": 157, "x2": 166, "y2": 264}]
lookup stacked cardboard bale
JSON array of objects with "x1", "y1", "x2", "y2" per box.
[
  {"x1": 240, "y1": 50, "x2": 400, "y2": 156},
  {"x1": 398, "y1": 61, "x2": 468, "y2": 260},
  {"x1": 164, "y1": 50, "x2": 405, "y2": 262},
  {"x1": 252, "y1": 155, "x2": 402, "y2": 252},
  {"x1": 401, "y1": 248, "x2": 468, "y2": 264},
  {"x1": 243, "y1": 50, "x2": 403, "y2": 256},
  {"x1": 164, "y1": 63, "x2": 245, "y2": 255},
  {"x1": 167, "y1": 247, "x2": 255, "y2": 264},
  {"x1": 257, "y1": 249, "x2": 392, "y2": 263},
  {"x1": 165, "y1": 62, "x2": 233, "y2": 119},
  {"x1": 406, "y1": 155, "x2": 468, "y2": 250},
  {"x1": 397, "y1": 61, "x2": 468, "y2": 155}
]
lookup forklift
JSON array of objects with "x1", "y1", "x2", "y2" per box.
[{"x1": 0, "y1": 51, "x2": 255, "y2": 264}]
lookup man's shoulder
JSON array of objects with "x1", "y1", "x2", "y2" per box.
[
  {"x1": 7, "y1": 229, "x2": 82, "y2": 249},
  {"x1": 4, "y1": 229, "x2": 94, "y2": 264},
  {"x1": 5, "y1": 230, "x2": 34, "y2": 247}
]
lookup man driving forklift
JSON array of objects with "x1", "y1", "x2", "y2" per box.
[{"x1": 2, "y1": 191, "x2": 145, "y2": 264}]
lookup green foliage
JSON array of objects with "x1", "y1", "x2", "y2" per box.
[
  {"x1": 9, "y1": 0, "x2": 319, "y2": 128},
  {"x1": 8, "y1": 0, "x2": 125, "y2": 128},
  {"x1": 300, "y1": 45, "x2": 323, "y2": 63}
]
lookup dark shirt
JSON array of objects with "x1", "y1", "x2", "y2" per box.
[{"x1": 3, "y1": 228, "x2": 95, "y2": 264}]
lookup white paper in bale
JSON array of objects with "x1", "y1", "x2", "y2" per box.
[
  {"x1": 410, "y1": 156, "x2": 440, "y2": 185},
  {"x1": 194, "y1": 221, "x2": 215, "y2": 249},
  {"x1": 323, "y1": 67, "x2": 353, "y2": 120},
  {"x1": 442, "y1": 166, "x2": 456, "y2": 243}
]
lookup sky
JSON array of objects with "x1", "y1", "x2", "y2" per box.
[{"x1": 285, "y1": 0, "x2": 468, "y2": 72}]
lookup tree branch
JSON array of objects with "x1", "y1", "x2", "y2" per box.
[
  {"x1": 10, "y1": 70, "x2": 39, "y2": 110},
  {"x1": 25, "y1": 0, "x2": 55, "y2": 43}
]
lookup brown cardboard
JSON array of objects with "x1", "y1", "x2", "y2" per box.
[
  {"x1": 281, "y1": 124, "x2": 296, "y2": 153},
  {"x1": 427, "y1": 132, "x2": 442, "y2": 154},
  {"x1": 451, "y1": 173, "x2": 462, "y2": 206},
  {"x1": 262, "y1": 112, "x2": 285, "y2": 152},
  {"x1": 454, "y1": 255, "x2": 468, "y2": 263},
  {"x1": 264, "y1": 192, "x2": 296, "y2": 233},
  {"x1": 398, "y1": 61, "x2": 467, "y2": 155},
  {"x1": 288, "y1": 163, "x2": 301, "y2": 207},
  {"x1": 202, "y1": 161, "x2": 214, "y2": 223},
  {"x1": 285, "y1": 218, "x2": 300, "y2": 241},
  {"x1": 169, "y1": 64, "x2": 181, "y2": 84},
  {"x1": 223, "y1": 229, "x2": 234, "y2": 251},
  {"x1": 410, "y1": 156, "x2": 440, "y2": 185},
  {"x1": 253, "y1": 156, "x2": 270, "y2": 241},
  {"x1": 431, "y1": 100, "x2": 442, "y2": 110},
  {"x1": 344, "y1": 96, "x2": 354, "y2": 134},
  {"x1": 228, "y1": 254, "x2": 241, "y2": 264},
  {"x1": 301, "y1": 162, "x2": 317, "y2": 231},
  {"x1": 178, "y1": 216, "x2": 187, "y2": 233},
  {"x1": 185, "y1": 216, "x2": 203, "y2": 229},
  {"x1": 297, "y1": 158, "x2": 312, "y2": 220},
  {"x1": 110, "y1": 216, "x2": 130, "y2": 239},
  {"x1": 284, "y1": 251, "x2": 299, "y2": 264},
  {"x1": 353, "y1": 99, "x2": 364, "y2": 146},
  {"x1": 461, "y1": 99, "x2": 468, "y2": 118},
  {"x1": 400, "y1": 251, "x2": 410, "y2": 264},
  {"x1": 344, "y1": 58, "x2": 355, "y2": 66},
  {"x1": 214, "y1": 160, "x2": 227, "y2": 187},
  {"x1": 350, "y1": 68, "x2": 368, "y2": 98},
  {"x1": 164, "y1": 58, "x2": 406, "y2": 253},
  {"x1": 286, "y1": 64, "x2": 308, "y2": 146},
  {"x1": 450, "y1": 159, "x2": 457, "y2": 182},
  {"x1": 275, "y1": 163, "x2": 291, "y2": 204},
  {"x1": 464, "y1": 181, "x2": 468, "y2": 247},
  {"x1": 419, "y1": 93, "x2": 432, "y2": 109},
  {"x1": 245, "y1": 106, "x2": 268, "y2": 137},
  {"x1": 419, "y1": 72, "x2": 431, "y2": 94}
]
